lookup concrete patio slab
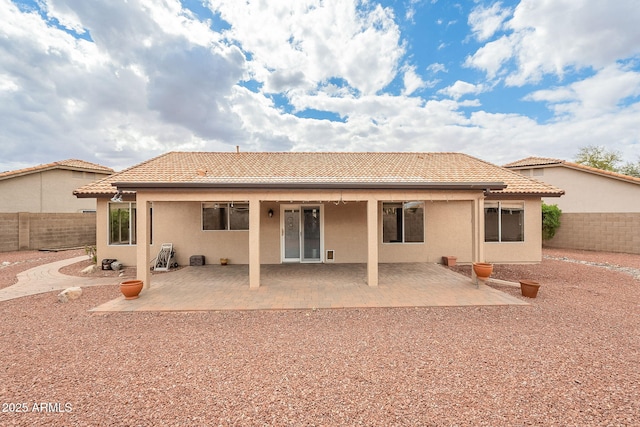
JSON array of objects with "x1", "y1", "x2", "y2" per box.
[{"x1": 90, "y1": 263, "x2": 527, "y2": 312}]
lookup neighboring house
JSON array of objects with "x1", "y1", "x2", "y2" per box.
[
  {"x1": 504, "y1": 156, "x2": 640, "y2": 254},
  {"x1": 0, "y1": 159, "x2": 114, "y2": 251},
  {"x1": 74, "y1": 152, "x2": 563, "y2": 288}
]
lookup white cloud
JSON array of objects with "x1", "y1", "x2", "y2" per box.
[
  {"x1": 0, "y1": 0, "x2": 638, "y2": 173},
  {"x1": 209, "y1": 0, "x2": 404, "y2": 95},
  {"x1": 0, "y1": 0, "x2": 247, "y2": 169},
  {"x1": 464, "y1": 33, "x2": 513, "y2": 79},
  {"x1": 402, "y1": 65, "x2": 426, "y2": 95},
  {"x1": 427, "y1": 62, "x2": 447, "y2": 74},
  {"x1": 526, "y1": 64, "x2": 640, "y2": 119},
  {"x1": 468, "y1": 1, "x2": 511, "y2": 42},
  {"x1": 438, "y1": 80, "x2": 484, "y2": 100},
  {"x1": 466, "y1": 0, "x2": 640, "y2": 86}
]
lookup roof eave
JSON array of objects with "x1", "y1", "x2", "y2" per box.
[
  {"x1": 487, "y1": 191, "x2": 564, "y2": 199},
  {"x1": 112, "y1": 181, "x2": 508, "y2": 191}
]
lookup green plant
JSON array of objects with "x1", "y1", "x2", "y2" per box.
[
  {"x1": 541, "y1": 203, "x2": 562, "y2": 240},
  {"x1": 85, "y1": 245, "x2": 97, "y2": 264}
]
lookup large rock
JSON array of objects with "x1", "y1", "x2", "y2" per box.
[
  {"x1": 81, "y1": 264, "x2": 98, "y2": 274},
  {"x1": 58, "y1": 287, "x2": 83, "y2": 303}
]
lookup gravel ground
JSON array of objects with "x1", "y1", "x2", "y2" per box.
[{"x1": 0, "y1": 248, "x2": 638, "y2": 426}]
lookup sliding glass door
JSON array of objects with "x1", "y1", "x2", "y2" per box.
[{"x1": 281, "y1": 205, "x2": 323, "y2": 262}]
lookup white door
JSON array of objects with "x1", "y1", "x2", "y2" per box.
[{"x1": 281, "y1": 205, "x2": 323, "y2": 263}]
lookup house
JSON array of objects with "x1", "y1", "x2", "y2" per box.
[
  {"x1": 504, "y1": 156, "x2": 640, "y2": 254},
  {"x1": 73, "y1": 152, "x2": 563, "y2": 288},
  {"x1": 0, "y1": 159, "x2": 114, "y2": 251}
]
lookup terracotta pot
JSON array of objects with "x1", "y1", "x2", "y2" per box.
[
  {"x1": 520, "y1": 280, "x2": 541, "y2": 298},
  {"x1": 442, "y1": 256, "x2": 457, "y2": 267},
  {"x1": 472, "y1": 262, "x2": 493, "y2": 280},
  {"x1": 120, "y1": 280, "x2": 143, "y2": 300}
]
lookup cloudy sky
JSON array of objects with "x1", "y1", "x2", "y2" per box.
[{"x1": 1, "y1": 0, "x2": 639, "y2": 172}]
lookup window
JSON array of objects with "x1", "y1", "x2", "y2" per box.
[
  {"x1": 484, "y1": 201, "x2": 524, "y2": 242},
  {"x1": 109, "y1": 202, "x2": 136, "y2": 245},
  {"x1": 383, "y1": 201, "x2": 424, "y2": 243},
  {"x1": 203, "y1": 203, "x2": 249, "y2": 230}
]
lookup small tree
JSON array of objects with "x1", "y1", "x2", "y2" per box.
[
  {"x1": 575, "y1": 145, "x2": 622, "y2": 172},
  {"x1": 620, "y1": 160, "x2": 640, "y2": 178},
  {"x1": 542, "y1": 203, "x2": 562, "y2": 241}
]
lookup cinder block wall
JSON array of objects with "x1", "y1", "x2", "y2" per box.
[
  {"x1": 545, "y1": 213, "x2": 640, "y2": 254},
  {"x1": 0, "y1": 213, "x2": 19, "y2": 251},
  {"x1": 0, "y1": 213, "x2": 96, "y2": 252}
]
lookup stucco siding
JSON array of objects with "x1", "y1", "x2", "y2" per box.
[
  {"x1": 522, "y1": 166, "x2": 640, "y2": 213},
  {"x1": 425, "y1": 200, "x2": 473, "y2": 263},
  {"x1": 484, "y1": 198, "x2": 542, "y2": 263},
  {"x1": 323, "y1": 202, "x2": 368, "y2": 263},
  {"x1": 96, "y1": 199, "x2": 136, "y2": 266},
  {"x1": 152, "y1": 201, "x2": 250, "y2": 266},
  {"x1": 0, "y1": 169, "x2": 107, "y2": 213},
  {"x1": 0, "y1": 174, "x2": 42, "y2": 213},
  {"x1": 94, "y1": 191, "x2": 544, "y2": 267}
]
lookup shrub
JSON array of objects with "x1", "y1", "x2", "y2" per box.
[
  {"x1": 542, "y1": 203, "x2": 562, "y2": 240},
  {"x1": 85, "y1": 245, "x2": 97, "y2": 264}
]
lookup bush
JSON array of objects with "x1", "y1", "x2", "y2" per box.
[
  {"x1": 85, "y1": 245, "x2": 97, "y2": 264},
  {"x1": 542, "y1": 203, "x2": 562, "y2": 240}
]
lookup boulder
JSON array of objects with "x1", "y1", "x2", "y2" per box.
[
  {"x1": 81, "y1": 264, "x2": 98, "y2": 274},
  {"x1": 57, "y1": 287, "x2": 83, "y2": 303}
]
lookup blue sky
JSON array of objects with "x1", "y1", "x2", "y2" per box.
[{"x1": 1, "y1": 0, "x2": 639, "y2": 172}]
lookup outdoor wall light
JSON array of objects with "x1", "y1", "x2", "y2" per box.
[{"x1": 268, "y1": 209, "x2": 274, "y2": 218}]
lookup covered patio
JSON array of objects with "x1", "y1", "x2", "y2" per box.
[{"x1": 90, "y1": 263, "x2": 527, "y2": 312}]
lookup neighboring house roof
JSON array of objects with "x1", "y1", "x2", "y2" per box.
[
  {"x1": 75, "y1": 152, "x2": 563, "y2": 198},
  {"x1": 0, "y1": 159, "x2": 114, "y2": 181},
  {"x1": 504, "y1": 156, "x2": 640, "y2": 186}
]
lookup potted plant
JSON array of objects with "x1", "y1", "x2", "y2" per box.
[
  {"x1": 120, "y1": 280, "x2": 143, "y2": 299},
  {"x1": 519, "y1": 279, "x2": 541, "y2": 298},
  {"x1": 472, "y1": 262, "x2": 493, "y2": 280}
]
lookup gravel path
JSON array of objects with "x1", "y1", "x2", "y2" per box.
[{"x1": 0, "y1": 248, "x2": 638, "y2": 426}]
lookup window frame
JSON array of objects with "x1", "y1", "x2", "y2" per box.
[
  {"x1": 382, "y1": 201, "x2": 425, "y2": 244},
  {"x1": 484, "y1": 200, "x2": 525, "y2": 243},
  {"x1": 202, "y1": 202, "x2": 249, "y2": 231},
  {"x1": 108, "y1": 202, "x2": 137, "y2": 246}
]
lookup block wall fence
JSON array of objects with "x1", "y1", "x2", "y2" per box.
[
  {"x1": 545, "y1": 213, "x2": 640, "y2": 254},
  {"x1": 0, "y1": 212, "x2": 96, "y2": 252}
]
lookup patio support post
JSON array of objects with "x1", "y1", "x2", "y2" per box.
[
  {"x1": 478, "y1": 196, "x2": 485, "y2": 262},
  {"x1": 136, "y1": 198, "x2": 152, "y2": 289},
  {"x1": 471, "y1": 196, "x2": 485, "y2": 282},
  {"x1": 249, "y1": 197, "x2": 261, "y2": 289},
  {"x1": 366, "y1": 198, "x2": 379, "y2": 287}
]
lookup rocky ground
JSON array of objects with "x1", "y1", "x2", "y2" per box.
[{"x1": 0, "y1": 248, "x2": 638, "y2": 426}]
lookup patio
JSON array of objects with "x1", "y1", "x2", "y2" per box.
[{"x1": 90, "y1": 263, "x2": 527, "y2": 312}]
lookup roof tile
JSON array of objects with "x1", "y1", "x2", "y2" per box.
[
  {"x1": 74, "y1": 152, "x2": 564, "y2": 197},
  {"x1": 0, "y1": 159, "x2": 114, "y2": 180},
  {"x1": 505, "y1": 157, "x2": 640, "y2": 185}
]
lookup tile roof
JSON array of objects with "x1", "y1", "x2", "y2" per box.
[
  {"x1": 73, "y1": 152, "x2": 564, "y2": 197},
  {"x1": 504, "y1": 156, "x2": 640, "y2": 185},
  {"x1": 503, "y1": 157, "x2": 563, "y2": 168},
  {"x1": 0, "y1": 159, "x2": 114, "y2": 180}
]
